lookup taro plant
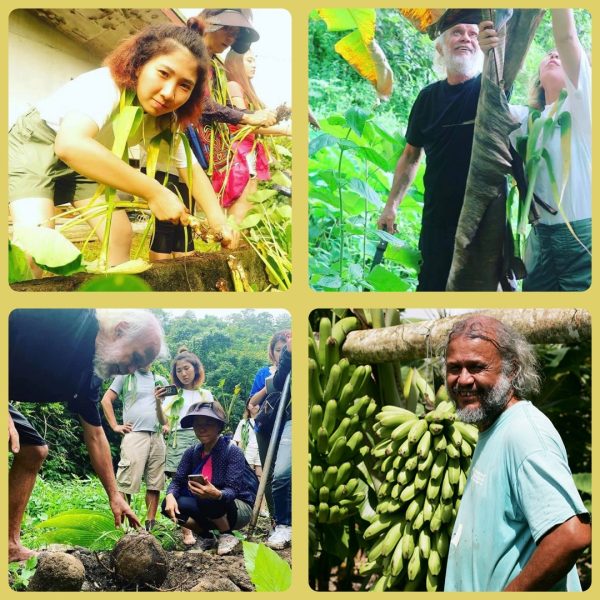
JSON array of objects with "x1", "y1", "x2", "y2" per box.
[
  {"x1": 8, "y1": 555, "x2": 38, "y2": 591},
  {"x1": 243, "y1": 541, "x2": 292, "y2": 592},
  {"x1": 309, "y1": 107, "x2": 421, "y2": 291}
]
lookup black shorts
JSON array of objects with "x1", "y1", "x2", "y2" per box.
[
  {"x1": 147, "y1": 171, "x2": 194, "y2": 254},
  {"x1": 9, "y1": 404, "x2": 47, "y2": 446}
]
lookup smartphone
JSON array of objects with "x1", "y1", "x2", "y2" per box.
[
  {"x1": 188, "y1": 474, "x2": 207, "y2": 485},
  {"x1": 161, "y1": 385, "x2": 179, "y2": 396}
]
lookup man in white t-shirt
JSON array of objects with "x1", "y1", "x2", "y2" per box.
[{"x1": 101, "y1": 365, "x2": 168, "y2": 531}]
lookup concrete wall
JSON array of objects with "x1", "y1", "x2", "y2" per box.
[{"x1": 8, "y1": 10, "x2": 100, "y2": 126}]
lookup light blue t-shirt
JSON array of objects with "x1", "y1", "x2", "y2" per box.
[{"x1": 445, "y1": 401, "x2": 587, "y2": 591}]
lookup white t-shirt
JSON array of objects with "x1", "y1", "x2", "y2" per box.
[
  {"x1": 509, "y1": 53, "x2": 591, "y2": 225},
  {"x1": 109, "y1": 370, "x2": 167, "y2": 432},
  {"x1": 36, "y1": 67, "x2": 197, "y2": 170},
  {"x1": 162, "y1": 387, "x2": 214, "y2": 431}
]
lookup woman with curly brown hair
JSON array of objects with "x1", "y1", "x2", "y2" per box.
[{"x1": 9, "y1": 22, "x2": 236, "y2": 274}]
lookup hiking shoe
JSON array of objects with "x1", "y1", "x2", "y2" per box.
[
  {"x1": 265, "y1": 525, "x2": 291, "y2": 550},
  {"x1": 189, "y1": 535, "x2": 216, "y2": 553},
  {"x1": 217, "y1": 533, "x2": 240, "y2": 555}
]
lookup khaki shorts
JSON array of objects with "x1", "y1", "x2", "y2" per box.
[
  {"x1": 116, "y1": 431, "x2": 166, "y2": 494},
  {"x1": 9, "y1": 108, "x2": 99, "y2": 204}
]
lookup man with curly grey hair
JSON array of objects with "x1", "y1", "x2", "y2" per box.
[{"x1": 443, "y1": 315, "x2": 590, "y2": 591}]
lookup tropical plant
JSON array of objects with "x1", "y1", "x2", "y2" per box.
[
  {"x1": 8, "y1": 556, "x2": 38, "y2": 590},
  {"x1": 243, "y1": 541, "x2": 292, "y2": 592}
]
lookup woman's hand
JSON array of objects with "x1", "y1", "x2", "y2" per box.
[
  {"x1": 147, "y1": 185, "x2": 189, "y2": 224},
  {"x1": 188, "y1": 479, "x2": 222, "y2": 500},
  {"x1": 155, "y1": 386, "x2": 169, "y2": 401},
  {"x1": 243, "y1": 109, "x2": 277, "y2": 127},
  {"x1": 217, "y1": 223, "x2": 240, "y2": 250},
  {"x1": 478, "y1": 21, "x2": 502, "y2": 53},
  {"x1": 164, "y1": 493, "x2": 180, "y2": 523}
]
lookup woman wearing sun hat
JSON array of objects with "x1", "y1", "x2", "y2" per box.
[{"x1": 162, "y1": 400, "x2": 257, "y2": 555}]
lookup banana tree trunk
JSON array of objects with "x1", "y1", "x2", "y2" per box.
[
  {"x1": 446, "y1": 9, "x2": 544, "y2": 290},
  {"x1": 342, "y1": 309, "x2": 590, "y2": 364}
]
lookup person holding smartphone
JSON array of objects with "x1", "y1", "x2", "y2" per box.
[
  {"x1": 161, "y1": 401, "x2": 257, "y2": 555},
  {"x1": 101, "y1": 364, "x2": 169, "y2": 532},
  {"x1": 156, "y1": 346, "x2": 214, "y2": 546}
]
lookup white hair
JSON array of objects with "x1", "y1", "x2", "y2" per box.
[
  {"x1": 95, "y1": 309, "x2": 169, "y2": 360},
  {"x1": 433, "y1": 28, "x2": 484, "y2": 80}
]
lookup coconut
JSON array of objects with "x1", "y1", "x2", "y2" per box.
[
  {"x1": 111, "y1": 531, "x2": 168, "y2": 588},
  {"x1": 27, "y1": 552, "x2": 85, "y2": 591}
]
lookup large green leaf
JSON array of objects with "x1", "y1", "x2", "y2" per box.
[
  {"x1": 366, "y1": 264, "x2": 410, "y2": 291},
  {"x1": 11, "y1": 226, "x2": 83, "y2": 276},
  {"x1": 345, "y1": 107, "x2": 370, "y2": 138},
  {"x1": 8, "y1": 241, "x2": 33, "y2": 283},
  {"x1": 78, "y1": 274, "x2": 152, "y2": 292},
  {"x1": 317, "y1": 8, "x2": 375, "y2": 37},
  {"x1": 242, "y1": 541, "x2": 291, "y2": 592},
  {"x1": 111, "y1": 105, "x2": 143, "y2": 160}
]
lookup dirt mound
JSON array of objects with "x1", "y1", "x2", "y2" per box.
[
  {"x1": 28, "y1": 551, "x2": 85, "y2": 591},
  {"x1": 111, "y1": 532, "x2": 168, "y2": 588}
]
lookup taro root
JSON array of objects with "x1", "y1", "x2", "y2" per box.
[
  {"x1": 111, "y1": 531, "x2": 168, "y2": 588},
  {"x1": 27, "y1": 552, "x2": 85, "y2": 591}
]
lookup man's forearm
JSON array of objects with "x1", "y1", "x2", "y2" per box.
[
  {"x1": 504, "y1": 516, "x2": 591, "y2": 591},
  {"x1": 100, "y1": 394, "x2": 118, "y2": 431},
  {"x1": 81, "y1": 419, "x2": 119, "y2": 499}
]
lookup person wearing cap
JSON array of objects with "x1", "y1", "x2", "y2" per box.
[
  {"x1": 161, "y1": 400, "x2": 256, "y2": 555},
  {"x1": 185, "y1": 9, "x2": 278, "y2": 208}
]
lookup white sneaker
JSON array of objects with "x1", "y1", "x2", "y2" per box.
[
  {"x1": 217, "y1": 533, "x2": 240, "y2": 555},
  {"x1": 265, "y1": 524, "x2": 291, "y2": 550}
]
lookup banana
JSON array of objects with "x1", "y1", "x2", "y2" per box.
[
  {"x1": 428, "y1": 549, "x2": 441, "y2": 576},
  {"x1": 331, "y1": 315, "x2": 360, "y2": 345},
  {"x1": 322, "y1": 363, "x2": 342, "y2": 402},
  {"x1": 461, "y1": 438, "x2": 473, "y2": 458},
  {"x1": 441, "y1": 469, "x2": 454, "y2": 500},
  {"x1": 328, "y1": 504, "x2": 341, "y2": 522},
  {"x1": 447, "y1": 457, "x2": 461, "y2": 485},
  {"x1": 378, "y1": 409, "x2": 418, "y2": 429},
  {"x1": 416, "y1": 430, "x2": 432, "y2": 458},
  {"x1": 448, "y1": 423, "x2": 463, "y2": 448},
  {"x1": 422, "y1": 497, "x2": 434, "y2": 522},
  {"x1": 317, "y1": 427, "x2": 329, "y2": 454},
  {"x1": 382, "y1": 521, "x2": 404, "y2": 556},
  {"x1": 309, "y1": 324, "x2": 319, "y2": 363},
  {"x1": 391, "y1": 419, "x2": 418, "y2": 442},
  {"x1": 426, "y1": 474, "x2": 442, "y2": 501},
  {"x1": 436, "y1": 530, "x2": 450, "y2": 558},
  {"x1": 418, "y1": 529, "x2": 431, "y2": 559},
  {"x1": 367, "y1": 534, "x2": 387, "y2": 561},
  {"x1": 426, "y1": 571, "x2": 438, "y2": 592},
  {"x1": 322, "y1": 399, "x2": 338, "y2": 435},
  {"x1": 435, "y1": 384, "x2": 449, "y2": 405},
  {"x1": 453, "y1": 420, "x2": 479, "y2": 445},
  {"x1": 331, "y1": 484, "x2": 348, "y2": 503},
  {"x1": 404, "y1": 454, "x2": 419, "y2": 471},
  {"x1": 323, "y1": 466, "x2": 338, "y2": 489},
  {"x1": 308, "y1": 483, "x2": 316, "y2": 503},
  {"x1": 346, "y1": 430, "x2": 364, "y2": 456},
  {"x1": 430, "y1": 502, "x2": 443, "y2": 533},
  {"x1": 400, "y1": 483, "x2": 417, "y2": 502},
  {"x1": 430, "y1": 451, "x2": 448, "y2": 480},
  {"x1": 413, "y1": 469, "x2": 430, "y2": 491},
  {"x1": 337, "y1": 382, "x2": 355, "y2": 414},
  {"x1": 390, "y1": 537, "x2": 405, "y2": 576},
  {"x1": 407, "y1": 419, "x2": 428, "y2": 444},
  {"x1": 397, "y1": 468, "x2": 415, "y2": 486},
  {"x1": 412, "y1": 510, "x2": 425, "y2": 531},
  {"x1": 317, "y1": 502, "x2": 330, "y2": 523},
  {"x1": 428, "y1": 422, "x2": 445, "y2": 435},
  {"x1": 417, "y1": 449, "x2": 435, "y2": 473},
  {"x1": 310, "y1": 464, "x2": 324, "y2": 489},
  {"x1": 329, "y1": 417, "x2": 350, "y2": 446},
  {"x1": 398, "y1": 438, "x2": 413, "y2": 457},
  {"x1": 441, "y1": 500, "x2": 454, "y2": 523},
  {"x1": 327, "y1": 436, "x2": 347, "y2": 464},
  {"x1": 405, "y1": 492, "x2": 426, "y2": 521},
  {"x1": 364, "y1": 515, "x2": 393, "y2": 539},
  {"x1": 401, "y1": 523, "x2": 415, "y2": 560},
  {"x1": 433, "y1": 433, "x2": 447, "y2": 452},
  {"x1": 407, "y1": 546, "x2": 422, "y2": 581},
  {"x1": 309, "y1": 404, "x2": 324, "y2": 439},
  {"x1": 317, "y1": 317, "x2": 332, "y2": 372},
  {"x1": 309, "y1": 358, "x2": 324, "y2": 404},
  {"x1": 324, "y1": 337, "x2": 339, "y2": 377},
  {"x1": 335, "y1": 462, "x2": 353, "y2": 487},
  {"x1": 345, "y1": 478, "x2": 359, "y2": 496},
  {"x1": 436, "y1": 400, "x2": 456, "y2": 414},
  {"x1": 318, "y1": 486, "x2": 330, "y2": 503},
  {"x1": 458, "y1": 469, "x2": 468, "y2": 496}
]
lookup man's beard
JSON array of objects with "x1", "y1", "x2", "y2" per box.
[
  {"x1": 454, "y1": 374, "x2": 512, "y2": 426},
  {"x1": 93, "y1": 335, "x2": 123, "y2": 379},
  {"x1": 444, "y1": 51, "x2": 483, "y2": 79}
]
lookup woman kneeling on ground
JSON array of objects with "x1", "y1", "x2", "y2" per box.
[{"x1": 162, "y1": 400, "x2": 256, "y2": 555}]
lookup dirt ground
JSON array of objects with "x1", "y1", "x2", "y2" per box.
[{"x1": 19, "y1": 517, "x2": 291, "y2": 592}]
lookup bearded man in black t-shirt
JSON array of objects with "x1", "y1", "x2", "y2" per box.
[
  {"x1": 378, "y1": 23, "x2": 484, "y2": 291},
  {"x1": 8, "y1": 309, "x2": 166, "y2": 563}
]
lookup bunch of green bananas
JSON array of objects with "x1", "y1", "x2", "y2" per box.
[
  {"x1": 362, "y1": 400, "x2": 478, "y2": 591},
  {"x1": 309, "y1": 316, "x2": 377, "y2": 533}
]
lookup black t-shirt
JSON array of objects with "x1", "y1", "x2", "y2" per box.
[
  {"x1": 406, "y1": 74, "x2": 480, "y2": 231},
  {"x1": 9, "y1": 309, "x2": 102, "y2": 425}
]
